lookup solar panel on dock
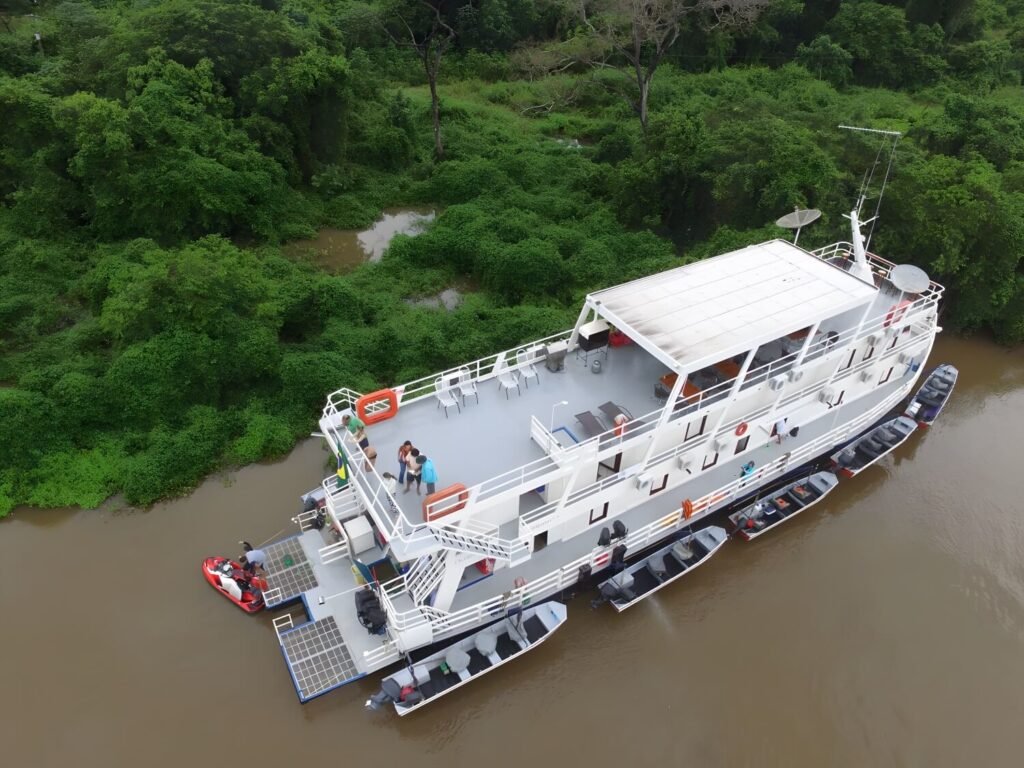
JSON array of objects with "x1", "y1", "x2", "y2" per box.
[
  {"x1": 280, "y1": 617, "x2": 360, "y2": 701},
  {"x1": 262, "y1": 536, "x2": 319, "y2": 607}
]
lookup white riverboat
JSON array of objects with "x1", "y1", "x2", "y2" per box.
[{"x1": 261, "y1": 205, "x2": 945, "y2": 703}]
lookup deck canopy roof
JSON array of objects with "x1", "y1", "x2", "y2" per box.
[{"x1": 587, "y1": 239, "x2": 878, "y2": 372}]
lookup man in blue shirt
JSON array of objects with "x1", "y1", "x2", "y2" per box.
[{"x1": 419, "y1": 455, "x2": 438, "y2": 495}]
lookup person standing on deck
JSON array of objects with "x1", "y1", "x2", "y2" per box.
[
  {"x1": 397, "y1": 441, "x2": 413, "y2": 484},
  {"x1": 404, "y1": 448, "x2": 422, "y2": 494},
  {"x1": 419, "y1": 455, "x2": 438, "y2": 495},
  {"x1": 342, "y1": 413, "x2": 369, "y2": 450}
]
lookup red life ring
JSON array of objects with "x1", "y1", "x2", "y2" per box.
[
  {"x1": 884, "y1": 299, "x2": 911, "y2": 328},
  {"x1": 356, "y1": 389, "x2": 399, "y2": 425},
  {"x1": 682, "y1": 499, "x2": 694, "y2": 519},
  {"x1": 735, "y1": 422, "x2": 748, "y2": 437}
]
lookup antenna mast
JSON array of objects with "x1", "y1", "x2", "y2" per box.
[{"x1": 838, "y1": 125, "x2": 901, "y2": 284}]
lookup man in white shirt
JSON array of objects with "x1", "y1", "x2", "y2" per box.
[{"x1": 774, "y1": 417, "x2": 788, "y2": 444}]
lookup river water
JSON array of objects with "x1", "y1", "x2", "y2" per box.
[{"x1": 2, "y1": 335, "x2": 1023, "y2": 766}]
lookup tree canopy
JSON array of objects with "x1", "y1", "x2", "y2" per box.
[{"x1": 2, "y1": 0, "x2": 1023, "y2": 514}]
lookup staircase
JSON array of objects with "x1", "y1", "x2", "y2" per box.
[
  {"x1": 430, "y1": 519, "x2": 531, "y2": 565},
  {"x1": 406, "y1": 551, "x2": 447, "y2": 606}
]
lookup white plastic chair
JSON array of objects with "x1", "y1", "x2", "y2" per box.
[
  {"x1": 516, "y1": 349, "x2": 540, "y2": 389},
  {"x1": 435, "y1": 377, "x2": 461, "y2": 417},
  {"x1": 457, "y1": 367, "x2": 478, "y2": 405},
  {"x1": 497, "y1": 364, "x2": 521, "y2": 399}
]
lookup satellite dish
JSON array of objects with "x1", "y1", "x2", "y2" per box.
[
  {"x1": 889, "y1": 264, "x2": 930, "y2": 295},
  {"x1": 775, "y1": 208, "x2": 821, "y2": 245}
]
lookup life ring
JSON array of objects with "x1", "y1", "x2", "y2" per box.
[
  {"x1": 735, "y1": 422, "x2": 748, "y2": 437},
  {"x1": 682, "y1": 499, "x2": 694, "y2": 519},
  {"x1": 422, "y1": 483, "x2": 469, "y2": 522},
  {"x1": 884, "y1": 299, "x2": 911, "y2": 328},
  {"x1": 356, "y1": 389, "x2": 399, "y2": 425}
]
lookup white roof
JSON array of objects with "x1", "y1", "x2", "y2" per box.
[{"x1": 589, "y1": 240, "x2": 876, "y2": 370}]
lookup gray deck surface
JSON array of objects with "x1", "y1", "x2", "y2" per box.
[
  {"x1": 279, "y1": 617, "x2": 359, "y2": 701},
  {"x1": 359, "y1": 344, "x2": 667, "y2": 524}
]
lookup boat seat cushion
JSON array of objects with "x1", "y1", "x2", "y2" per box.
[
  {"x1": 445, "y1": 647, "x2": 471, "y2": 675},
  {"x1": 611, "y1": 571, "x2": 635, "y2": 590},
  {"x1": 475, "y1": 631, "x2": 498, "y2": 656},
  {"x1": 671, "y1": 542, "x2": 694, "y2": 563},
  {"x1": 413, "y1": 665, "x2": 431, "y2": 685}
]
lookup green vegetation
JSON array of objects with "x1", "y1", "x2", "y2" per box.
[{"x1": 2, "y1": 0, "x2": 1023, "y2": 515}]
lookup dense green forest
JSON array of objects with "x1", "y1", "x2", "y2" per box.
[{"x1": 2, "y1": 0, "x2": 1023, "y2": 515}]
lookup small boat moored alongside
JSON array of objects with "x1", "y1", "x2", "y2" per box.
[
  {"x1": 593, "y1": 526, "x2": 728, "y2": 611},
  {"x1": 905, "y1": 363, "x2": 958, "y2": 426},
  {"x1": 365, "y1": 602, "x2": 568, "y2": 716},
  {"x1": 202, "y1": 557, "x2": 266, "y2": 613},
  {"x1": 829, "y1": 415, "x2": 918, "y2": 478},
  {"x1": 729, "y1": 472, "x2": 839, "y2": 541}
]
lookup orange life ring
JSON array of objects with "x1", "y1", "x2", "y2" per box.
[
  {"x1": 356, "y1": 389, "x2": 399, "y2": 425},
  {"x1": 884, "y1": 299, "x2": 911, "y2": 328},
  {"x1": 422, "y1": 483, "x2": 469, "y2": 522},
  {"x1": 682, "y1": 499, "x2": 694, "y2": 519},
  {"x1": 735, "y1": 422, "x2": 748, "y2": 437}
]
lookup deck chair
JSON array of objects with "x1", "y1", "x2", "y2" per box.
[
  {"x1": 575, "y1": 410, "x2": 604, "y2": 438},
  {"x1": 435, "y1": 377, "x2": 461, "y2": 417},
  {"x1": 497, "y1": 365, "x2": 521, "y2": 399},
  {"x1": 457, "y1": 367, "x2": 478, "y2": 405},
  {"x1": 516, "y1": 349, "x2": 540, "y2": 389},
  {"x1": 598, "y1": 401, "x2": 633, "y2": 422}
]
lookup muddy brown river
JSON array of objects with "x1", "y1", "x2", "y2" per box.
[{"x1": 2, "y1": 335, "x2": 1023, "y2": 766}]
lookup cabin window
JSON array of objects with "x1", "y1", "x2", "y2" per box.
[
  {"x1": 702, "y1": 452, "x2": 719, "y2": 470},
  {"x1": 839, "y1": 349, "x2": 856, "y2": 371},
  {"x1": 879, "y1": 366, "x2": 894, "y2": 385},
  {"x1": 734, "y1": 436, "x2": 750, "y2": 454},
  {"x1": 887, "y1": 333, "x2": 899, "y2": 350},
  {"x1": 831, "y1": 389, "x2": 845, "y2": 407},
  {"x1": 685, "y1": 414, "x2": 707, "y2": 441},
  {"x1": 589, "y1": 502, "x2": 609, "y2": 525},
  {"x1": 863, "y1": 345, "x2": 875, "y2": 362},
  {"x1": 649, "y1": 474, "x2": 669, "y2": 495}
]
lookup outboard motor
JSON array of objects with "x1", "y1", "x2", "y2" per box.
[
  {"x1": 366, "y1": 678, "x2": 403, "y2": 711},
  {"x1": 611, "y1": 544, "x2": 627, "y2": 570}
]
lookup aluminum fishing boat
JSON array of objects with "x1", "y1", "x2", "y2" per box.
[
  {"x1": 905, "y1": 363, "x2": 958, "y2": 426},
  {"x1": 729, "y1": 471, "x2": 839, "y2": 540},
  {"x1": 829, "y1": 415, "x2": 917, "y2": 478},
  {"x1": 593, "y1": 526, "x2": 728, "y2": 611}
]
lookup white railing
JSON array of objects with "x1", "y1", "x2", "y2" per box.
[
  {"x1": 319, "y1": 539, "x2": 349, "y2": 566},
  {"x1": 362, "y1": 637, "x2": 401, "y2": 669},
  {"x1": 294, "y1": 509, "x2": 323, "y2": 532},
  {"x1": 272, "y1": 614, "x2": 295, "y2": 642}
]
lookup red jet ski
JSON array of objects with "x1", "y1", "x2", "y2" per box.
[{"x1": 203, "y1": 556, "x2": 267, "y2": 613}]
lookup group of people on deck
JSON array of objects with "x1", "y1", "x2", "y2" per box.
[{"x1": 340, "y1": 413, "x2": 438, "y2": 501}]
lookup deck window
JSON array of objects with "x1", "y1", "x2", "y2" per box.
[
  {"x1": 734, "y1": 435, "x2": 750, "y2": 454},
  {"x1": 879, "y1": 366, "x2": 894, "y2": 385},
  {"x1": 685, "y1": 414, "x2": 707, "y2": 441},
  {"x1": 649, "y1": 474, "x2": 669, "y2": 495},
  {"x1": 702, "y1": 452, "x2": 719, "y2": 471},
  {"x1": 839, "y1": 348, "x2": 856, "y2": 371}
]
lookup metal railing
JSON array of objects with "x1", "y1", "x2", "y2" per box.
[{"x1": 318, "y1": 539, "x2": 349, "y2": 566}]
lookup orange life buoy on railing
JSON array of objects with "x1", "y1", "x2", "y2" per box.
[
  {"x1": 735, "y1": 422, "x2": 748, "y2": 437},
  {"x1": 682, "y1": 499, "x2": 694, "y2": 519},
  {"x1": 356, "y1": 389, "x2": 399, "y2": 425},
  {"x1": 884, "y1": 299, "x2": 911, "y2": 328},
  {"x1": 423, "y1": 483, "x2": 469, "y2": 522}
]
